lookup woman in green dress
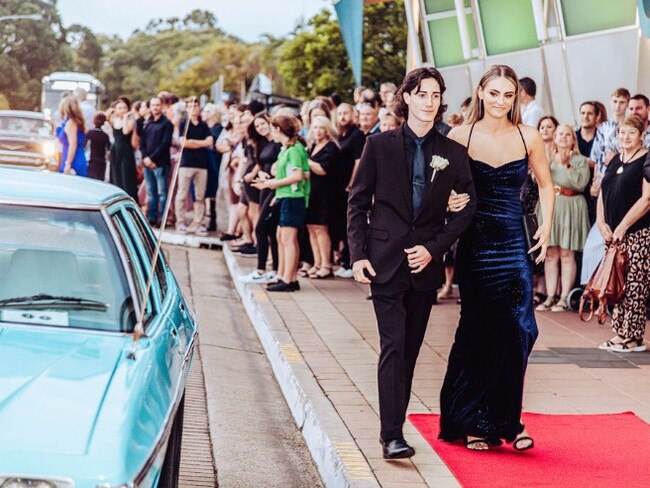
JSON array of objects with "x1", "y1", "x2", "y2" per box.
[{"x1": 536, "y1": 124, "x2": 591, "y2": 312}]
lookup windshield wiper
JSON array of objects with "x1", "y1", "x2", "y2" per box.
[{"x1": 0, "y1": 293, "x2": 109, "y2": 311}]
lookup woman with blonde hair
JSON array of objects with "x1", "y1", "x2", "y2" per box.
[
  {"x1": 57, "y1": 96, "x2": 87, "y2": 176},
  {"x1": 440, "y1": 65, "x2": 555, "y2": 451},
  {"x1": 535, "y1": 125, "x2": 591, "y2": 312},
  {"x1": 304, "y1": 115, "x2": 340, "y2": 278}
]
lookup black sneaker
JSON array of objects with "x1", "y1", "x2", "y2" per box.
[
  {"x1": 289, "y1": 280, "x2": 300, "y2": 291},
  {"x1": 237, "y1": 244, "x2": 258, "y2": 256},
  {"x1": 220, "y1": 233, "x2": 241, "y2": 241},
  {"x1": 267, "y1": 280, "x2": 295, "y2": 292}
]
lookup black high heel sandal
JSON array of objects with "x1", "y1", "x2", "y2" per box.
[
  {"x1": 465, "y1": 437, "x2": 489, "y2": 451},
  {"x1": 513, "y1": 432, "x2": 534, "y2": 451}
]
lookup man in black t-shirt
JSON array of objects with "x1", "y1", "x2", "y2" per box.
[
  {"x1": 334, "y1": 103, "x2": 366, "y2": 276},
  {"x1": 175, "y1": 98, "x2": 214, "y2": 236}
]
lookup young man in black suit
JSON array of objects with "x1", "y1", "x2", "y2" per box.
[{"x1": 347, "y1": 67, "x2": 477, "y2": 458}]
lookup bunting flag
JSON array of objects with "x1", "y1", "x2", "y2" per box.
[
  {"x1": 640, "y1": 0, "x2": 650, "y2": 38},
  {"x1": 334, "y1": 0, "x2": 364, "y2": 85}
]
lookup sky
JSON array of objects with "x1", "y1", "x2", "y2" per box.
[{"x1": 57, "y1": 0, "x2": 332, "y2": 42}]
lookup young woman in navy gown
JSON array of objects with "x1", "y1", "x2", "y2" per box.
[{"x1": 439, "y1": 65, "x2": 555, "y2": 451}]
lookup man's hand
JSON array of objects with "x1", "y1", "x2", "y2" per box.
[
  {"x1": 352, "y1": 259, "x2": 376, "y2": 284},
  {"x1": 143, "y1": 156, "x2": 156, "y2": 169},
  {"x1": 404, "y1": 245, "x2": 432, "y2": 273}
]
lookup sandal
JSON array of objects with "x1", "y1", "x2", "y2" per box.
[
  {"x1": 533, "y1": 292, "x2": 547, "y2": 306},
  {"x1": 437, "y1": 286, "x2": 453, "y2": 300},
  {"x1": 610, "y1": 338, "x2": 647, "y2": 353},
  {"x1": 297, "y1": 263, "x2": 311, "y2": 277},
  {"x1": 314, "y1": 266, "x2": 333, "y2": 279},
  {"x1": 598, "y1": 335, "x2": 626, "y2": 350},
  {"x1": 535, "y1": 297, "x2": 555, "y2": 311},
  {"x1": 307, "y1": 266, "x2": 319, "y2": 278},
  {"x1": 513, "y1": 435, "x2": 534, "y2": 451},
  {"x1": 465, "y1": 437, "x2": 489, "y2": 451},
  {"x1": 550, "y1": 298, "x2": 569, "y2": 312}
]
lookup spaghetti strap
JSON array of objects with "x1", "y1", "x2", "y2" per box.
[
  {"x1": 515, "y1": 124, "x2": 528, "y2": 155},
  {"x1": 467, "y1": 123, "x2": 476, "y2": 151}
]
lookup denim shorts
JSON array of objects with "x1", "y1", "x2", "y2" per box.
[{"x1": 278, "y1": 197, "x2": 306, "y2": 229}]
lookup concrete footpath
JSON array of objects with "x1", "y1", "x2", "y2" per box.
[
  {"x1": 170, "y1": 246, "x2": 323, "y2": 488},
  {"x1": 224, "y1": 247, "x2": 650, "y2": 488}
]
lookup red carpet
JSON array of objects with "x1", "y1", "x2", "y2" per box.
[{"x1": 409, "y1": 412, "x2": 650, "y2": 488}]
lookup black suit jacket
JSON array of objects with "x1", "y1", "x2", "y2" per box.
[{"x1": 347, "y1": 126, "x2": 477, "y2": 290}]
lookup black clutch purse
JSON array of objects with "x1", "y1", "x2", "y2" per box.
[{"x1": 522, "y1": 213, "x2": 541, "y2": 263}]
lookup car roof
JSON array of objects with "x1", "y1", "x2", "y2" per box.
[
  {"x1": 0, "y1": 110, "x2": 47, "y2": 120},
  {"x1": 0, "y1": 168, "x2": 127, "y2": 207}
]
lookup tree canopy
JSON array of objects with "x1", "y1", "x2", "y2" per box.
[{"x1": 0, "y1": 3, "x2": 408, "y2": 109}]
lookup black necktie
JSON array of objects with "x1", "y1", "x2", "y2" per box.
[{"x1": 412, "y1": 137, "x2": 426, "y2": 214}]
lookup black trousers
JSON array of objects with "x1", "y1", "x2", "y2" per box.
[
  {"x1": 255, "y1": 191, "x2": 279, "y2": 271},
  {"x1": 371, "y1": 260, "x2": 436, "y2": 441}
]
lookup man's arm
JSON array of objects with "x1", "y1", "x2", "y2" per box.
[
  {"x1": 347, "y1": 137, "x2": 377, "y2": 266},
  {"x1": 148, "y1": 122, "x2": 173, "y2": 165},
  {"x1": 422, "y1": 151, "x2": 476, "y2": 263}
]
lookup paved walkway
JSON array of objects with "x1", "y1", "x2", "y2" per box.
[{"x1": 224, "y1": 248, "x2": 650, "y2": 488}]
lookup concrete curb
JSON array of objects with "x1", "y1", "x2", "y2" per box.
[{"x1": 223, "y1": 247, "x2": 380, "y2": 488}]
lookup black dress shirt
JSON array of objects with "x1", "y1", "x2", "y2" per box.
[{"x1": 403, "y1": 123, "x2": 436, "y2": 186}]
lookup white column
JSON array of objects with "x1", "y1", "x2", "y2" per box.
[
  {"x1": 454, "y1": 0, "x2": 472, "y2": 60},
  {"x1": 404, "y1": 0, "x2": 423, "y2": 67}
]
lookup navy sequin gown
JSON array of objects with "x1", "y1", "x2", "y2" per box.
[{"x1": 439, "y1": 125, "x2": 538, "y2": 443}]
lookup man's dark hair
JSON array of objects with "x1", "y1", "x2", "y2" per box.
[
  {"x1": 630, "y1": 94, "x2": 650, "y2": 107},
  {"x1": 519, "y1": 77, "x2": 536, "y2": 98},
  {"x1": 330, "y1": 92, "x2": 342, "y2": 106},
  {"x1": 248, "y1": 99, "x2": 266, "y2": 115},
  {"x1": 461, "y1": 97, "x2": 472, "y2": 109},
  {"x1": 394, "y1": 67, "x2": 447, "y2": 122}
]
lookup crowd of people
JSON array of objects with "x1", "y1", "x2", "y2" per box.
[{"x1": 53, "y1": 73, "x2": 650, "y2": 349}]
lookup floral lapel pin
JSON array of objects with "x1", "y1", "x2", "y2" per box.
[{"x1": 430, "y1": 155, "x2": 450, "y2": 182}]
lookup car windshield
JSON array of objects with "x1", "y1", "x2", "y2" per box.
[
  {"x1": 0, "y1": 116, "x2": 53, "y2": 136},
  {"x1": 0, "y1": 204, "x2": 134, "y2": 332}
]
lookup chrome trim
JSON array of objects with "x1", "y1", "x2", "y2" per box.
[
  {"x1": 101, "y1": 205, "x2": 145, "y2": 330},
  {"x1": 0, "y1": 320, "x2": 131, "y2": 337},
  {"x1": 0, "y1": 474, "x2": 75, "y2": 488},
  {"x1": 0, "y1": 194, "x2": 130, "y2": 210},
  {"x1": 131, "y1": 329, "x2": 198, "y2": 486}
]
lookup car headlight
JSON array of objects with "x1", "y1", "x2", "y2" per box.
[
  {"x1": 42, "y1": 141, "x2": 56, "y2": 157},
  {"x1": 0, "y1": 479, "x2": 73, "y2": 488}
]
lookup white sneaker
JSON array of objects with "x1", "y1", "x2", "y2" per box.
[
  {"x1": 239, "y1": 271, "x2": 271, "y2": 284},
  {"x1": 176, "y1": 224, "x2": 188, "y2": 234},
  {"x1": 335, "y1": 267, "x2": 354, "y2": 279}
]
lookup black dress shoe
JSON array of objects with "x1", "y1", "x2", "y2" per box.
[
  {"x1": 380, "y1": 438, "x2": 415, "y2": 459},
  {"x1": 220, "y1": 233, "x2": 241, "y2": 241}
]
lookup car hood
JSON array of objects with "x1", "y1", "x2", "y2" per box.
[{"x1": 0, "y1": 326, "x2": 129, "y2": 455}]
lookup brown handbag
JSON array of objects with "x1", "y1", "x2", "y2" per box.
[{"x1": 579, "y1": 242, "x2": 629, "y2": 324}]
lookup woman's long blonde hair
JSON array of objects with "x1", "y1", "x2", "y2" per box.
[
  {"x1": 307, "y1": 115, "x2": 339, "y2": 148},
  {"x1": 465, "y1": 65, "x2": 521, "y2": 126},
  {"x1": 59, "y1": 95, "x2": 86, "y2": 133}
]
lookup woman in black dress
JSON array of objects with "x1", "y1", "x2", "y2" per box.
[
  {"x1": 440, "y1": 65, "x2": 554, "y2": 451},
  {"x1": 305, "y1": 115, "x2": 340, "y2": 279},
  {"x1": 109, "y1": 96, "x2": 138, "y2": 200}
]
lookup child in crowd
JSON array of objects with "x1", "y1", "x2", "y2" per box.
[
  {"x1": 85, "y1": 112, "x2": 111, "y2": 181},
  {"x1": 252, "y1": 114, "x2": 310, "y2": 292}
]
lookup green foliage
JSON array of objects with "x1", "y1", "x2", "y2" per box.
[
  {"x1": 0, "y1": 3, "x2": 407, "y2": 109},
  {"x1": 0, "y1": 0, "x2": 71, "y2": 109},
  {"x1": 276, "y1": 1, "x2": 407, "y2": 100}
]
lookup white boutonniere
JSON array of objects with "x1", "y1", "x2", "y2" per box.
[{"x1": 430, "y1": 155, "x2": 450, "y2": 182}]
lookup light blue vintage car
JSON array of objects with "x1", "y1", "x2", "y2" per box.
[{"x1": 0, "y1": 168, "x2": 197, "y2": 487}]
